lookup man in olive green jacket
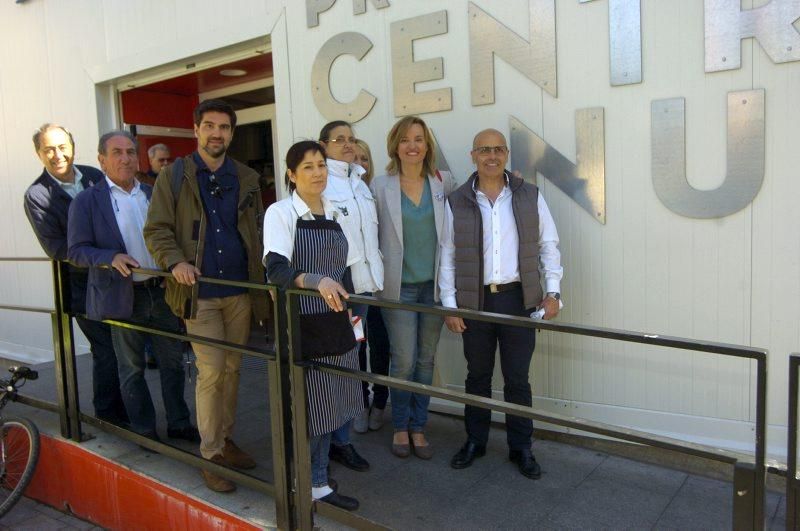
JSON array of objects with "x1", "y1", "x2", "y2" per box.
[{"x1": 144, "y1": 99, "x2": 266, "y2": 493}]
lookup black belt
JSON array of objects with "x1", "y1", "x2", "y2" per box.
[
  {"x1": 484, "y1": 281, "x2": 521, "y2": 294},
  {"x1": 133, "y1": 277, "x2": 161, "y2": 288}
]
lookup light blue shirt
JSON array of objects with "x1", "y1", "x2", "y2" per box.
[
  {"x1": 47, "y1": 166, "x2": 84, "y2": 199},
  {"x1": 105, "y1": 176, "x2": 158, "y2": 282}
]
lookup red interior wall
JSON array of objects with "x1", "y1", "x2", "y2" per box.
[{"x1": 121, "y1": 90, "x2": 197, "y2": 129}]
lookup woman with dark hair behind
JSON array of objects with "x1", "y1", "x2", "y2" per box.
[
  {"x1": 351, "y1": 138, "x2": 390, "y2": 430},
  {"x1": 353, "y1": 139, "x2": 374, "y2": 185},
  {"x1": 263, "y1": 140, "x2": 361, "y2": 511}
]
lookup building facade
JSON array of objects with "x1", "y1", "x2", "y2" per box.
[{"x1": 1, "y1": 0, "x2": 798, "y2": 459}]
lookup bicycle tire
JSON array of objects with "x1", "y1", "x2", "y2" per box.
[{"x1": 0, "y1": 417, "x2": 40, "y2": 517}]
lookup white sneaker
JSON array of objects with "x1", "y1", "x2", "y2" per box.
[
  {"x1": 368, "y1": 407, "x2": 384, "y2": 431},
  {"x1": 353, "y1": 408, "x2": 369, "y2": 434}
]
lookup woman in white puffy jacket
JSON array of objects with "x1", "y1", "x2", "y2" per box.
[{"x1": 318, "y1": 120, "x2": 383, "y2": 470}]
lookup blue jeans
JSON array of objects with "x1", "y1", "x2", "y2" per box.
[
  {"x1": 311, "y1": 432, "x2": 332, "y2": 487},
  {"x1": 331, "y1": 294, "x2": 370, "y2": 447},
  {"x1": 383, "y1": 281, "x2": 443, "y2": 431},
  {"x1": 110, "y1": 284, "x2": 191, "y2": 436}
]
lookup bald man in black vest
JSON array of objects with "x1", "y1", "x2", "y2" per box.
[{"x1": 438, "y1": 128, "x2": 563, "y2": 479}]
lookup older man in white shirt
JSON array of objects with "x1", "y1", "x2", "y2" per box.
[
  {"x1": 67, "y1": 131, "x2": 197, "y2": 446},
  {"x1": 439, "y1": 128, "x2": 563, "y2": 480}
]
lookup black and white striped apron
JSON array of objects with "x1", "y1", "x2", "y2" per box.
[{"x1": 293, "y1": 216, "x2": 362, "y2": 437}]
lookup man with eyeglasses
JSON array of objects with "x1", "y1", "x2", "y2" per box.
[
  {"x1": 147, "y1": 143, "x2": 171, "y2": 180},
  {"x1": 66, "y1": 130, "x2": 197, "y2": 447},
  {"x1": 138, "y1": 143, "x2": 172, "y2": 189},
  {"x1": 144, "y1": 99, "x2": 267, "y2": 493},
  {"x1": 439, "y1": 128, "x2": 563, "y2": 479},
  {"x1": 24, "y1": 123, "x2": 128, "y2": 427}
]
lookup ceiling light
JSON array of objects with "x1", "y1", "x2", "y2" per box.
[{"x1": 220, "y1": 69, "x2": 247, "y2": 77}]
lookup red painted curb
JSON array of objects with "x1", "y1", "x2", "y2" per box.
[{"x1": 23, "y1": 433, "x2": 262, "y2": 530}]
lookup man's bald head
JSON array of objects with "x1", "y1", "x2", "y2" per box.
[{"x1": 472, "y1": 128, "x2": 506, "y2": 150}]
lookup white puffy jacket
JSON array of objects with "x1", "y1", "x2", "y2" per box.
[{"x1": 323, "y1": 159, "x2": 384, "y2": 294}]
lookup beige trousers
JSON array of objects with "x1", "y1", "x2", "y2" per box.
[{"x1": 185, "y1": 294, "x2": 251, "y2": 459}]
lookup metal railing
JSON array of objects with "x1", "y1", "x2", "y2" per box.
[
  {"x1": 0, "y1": 257, "x2": 774, "y2": 530},
  {"x1": 1, "y1": 259, "x2": 295, "y2": 529},
  {"x1": 285, "y1": 289, "x2": 769, "y2": 530}
]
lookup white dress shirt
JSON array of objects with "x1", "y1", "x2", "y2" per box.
[
  {"x1": 439, "y1": 180, "x2": 563, "y2": 309},
  {"x1": 106, "y1": 177, "x2": 158, "y2": 281}
]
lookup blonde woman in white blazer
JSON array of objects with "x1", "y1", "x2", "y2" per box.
[{"x1": 370, "y1": 116, "x2": 456, "y2": 459}]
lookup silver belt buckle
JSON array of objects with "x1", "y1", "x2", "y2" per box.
[{"x1": 489, "y1": 283, "x2": 499, "y2": 294}]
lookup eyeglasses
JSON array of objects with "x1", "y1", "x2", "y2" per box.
[
  {"x1": 473, "y1": 146, "x2": 508, "y2": 155},
  {"x1": 328, "y1": 136, "x2": 357, "y2": 145}
]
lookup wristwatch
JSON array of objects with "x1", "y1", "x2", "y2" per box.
[{"x1": 546, "y1": 292, "x2": 561, "y2": 301}]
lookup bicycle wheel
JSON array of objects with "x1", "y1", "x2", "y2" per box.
[{"x1": 0, "y1": 417, "x2": 40, "y2": 517}]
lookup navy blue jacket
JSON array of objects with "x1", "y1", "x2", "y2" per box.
[
  {"x1": 23, "y1": 165, "x2": 104, "y2": 313},
  {"x1": 67, "y1": 178, "x2": 152, "y2": 321}
]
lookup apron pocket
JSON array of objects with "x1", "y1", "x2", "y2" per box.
[{"x1": 299, "y1": 310, "x2": 357, "y2": 359}]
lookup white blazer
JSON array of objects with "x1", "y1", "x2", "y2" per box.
[{"x1": 370, "y1": 171, "x2": 456, "y2": 302}]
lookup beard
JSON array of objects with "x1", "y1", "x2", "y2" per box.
[{"x1": 202, "y1": 141, "x2": 227, "y2": 159}]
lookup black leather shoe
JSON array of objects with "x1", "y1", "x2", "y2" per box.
[
  {"x1": 328, "y1": 478, "x2": 338, "y2": 492},
  {"x1": 509, "y1": 448, "x2": 542, "y2": 479},
  {"x1": 450, "y1": 441, "x2": 486, "y2": 469},
  {"x1": 329, "y1": 444, "x2": 370, "y2": 471},
  {"x1": 318, "y1": 491, "x2": 359, "y2": 511},
  {"x1": 168, "y1": 425, "x2": 201, "y2": 443}
]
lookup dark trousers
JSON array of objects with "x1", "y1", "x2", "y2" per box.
[
  {"x1": 110, "y1": 284, "x2": 191, "y2": 436},
  {"x1": 74, "y1": 315, "x2": 128, "y2": 424},
  {"x1": 462, "y1": 286, "x2": 536, "y2": 451},
  {"x1": 69, "y1": 270, "x2": 128, "y2": 424},
  {"x1": 368, "y1": 305, "x2": 390, "y2": 409}
]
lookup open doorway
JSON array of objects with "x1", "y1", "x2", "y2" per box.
[{"x1": 118, "y1": 53, "x2": 278, "y2": 209}]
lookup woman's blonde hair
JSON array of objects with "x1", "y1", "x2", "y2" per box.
[
  {"x1": 385, "y1": 116, "x2": 437, "y2": 177},
  {"x1": 354, "y1": 139, "x2": 374, "y2": 185}
]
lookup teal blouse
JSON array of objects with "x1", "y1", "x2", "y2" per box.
[{"x1": 401, "y1": 178, "x2": 437, "y2": 283}]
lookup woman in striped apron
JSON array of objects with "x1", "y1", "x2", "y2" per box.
[{"x1": 263, "y1": 141, "x2": 363, "y2": 511}]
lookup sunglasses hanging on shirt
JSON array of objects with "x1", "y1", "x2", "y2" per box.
[{"x1": 208, "y1": 174, "x2": 232, "y2": 199}]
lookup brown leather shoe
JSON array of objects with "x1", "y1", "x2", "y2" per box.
[
  {"x1": 201, "y1": 455, "x2": 236, "y2": 493},
  {"x1": 223, "y1": 438, "x2": 256, "y2": 470}
]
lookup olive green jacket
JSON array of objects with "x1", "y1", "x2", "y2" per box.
[{"x1": 143, "y1": 154, "x2": 267, "y2": 321}]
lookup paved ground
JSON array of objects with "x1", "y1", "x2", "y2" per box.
[
  {"x1": 0, "y1": 352, "x2": 788, "y2": 530},
  {"x1": 0, "y1": 495, "x2": 101, "y2": 530}
]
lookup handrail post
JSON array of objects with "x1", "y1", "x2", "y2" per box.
[
  {"x1": 287, "y1": 291, "x2": 313, "y2": 530},
  {"x1": 55, "y1": 261, "x2": 83, "y2": 441},
  {"x1": 732, "y1": 461, "x2": 762, "y2": 530},
  {"x1": 787, "y1": 355, "x2": 800, "y2": 530},
  {"x1": 50, "y1": 260, "x2": 72, "y2": 439},
  {"x1": 753, "y1": 355, "x2": 767, "y2": 528},
  {"x1": 268, "y1": 288, "x2": 295, "y2": 531}
]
